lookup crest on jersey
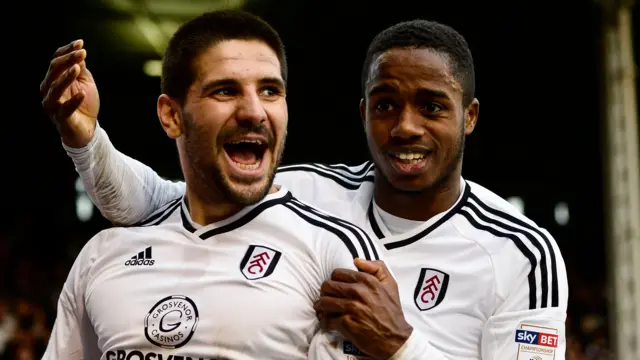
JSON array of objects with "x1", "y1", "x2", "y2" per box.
[
  {"x1": 240, "y1": 245, "x2": 282, "y2": 280},
  {"x1": 414, "y1": 268, "x2": 449, "y2": 311}
]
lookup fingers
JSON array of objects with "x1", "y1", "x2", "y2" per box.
[
  {"x1": 317, "y1": 310, "x2": 357, "y2": 334},
  {"x1": 77, "y1": 59, "x2": 87, "y2": 73},
  {"x1": 41, "y1": 49, "x2": 87, "y2": 96},
  {"x1": 355, "y1": 259, "x2": 394, "y2": 283},
  {"x1": 331, "y1": 267, "x2": 378, "y2": 285},
  {"x1": 58, "y1": 91, "x2": 86, "y2": 120},
  {"x1": 314, "y1": 297, "x2": 346, "y2": 332},
  {"x1": 42, "y1": 65, "x2": 81, "y2": 114},
  {"x1": 54, "y1": 39, "x2": 83, "y2": 58},
  {"x1": 48, "y1": 65, "x2": 81, "y2": 106},
  {"x1": 354, "y1": 258, "x2": 379, "y2": 273},
  {"x1": 315, "y1": 296, "x2": 363, "y2": 316},
  {"x1": 318, "y1": 314, "x2": 342, "y2": 333},
  {"x1": 320, "y1": 279, "x2": 367, "y2": 299}
]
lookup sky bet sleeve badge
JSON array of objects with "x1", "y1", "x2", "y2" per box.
[{"x1": 515, "y1": 324, "x2": 559, "y2": 360}]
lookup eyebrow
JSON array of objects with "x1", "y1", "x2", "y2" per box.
[
  {"x1": 367, "y1": 83, "x2": 450, "y2": 100},
  {"x1": 201, "y1": 77, "x2": 285, "y2": 94}
]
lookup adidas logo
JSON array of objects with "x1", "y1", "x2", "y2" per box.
[{"x1": 124, "y1": 246, "x2": 155, "y2": 266}]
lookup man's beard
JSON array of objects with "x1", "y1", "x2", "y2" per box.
[{"x1": 183, "y1": 117, "x2": 286, "y2": 206}]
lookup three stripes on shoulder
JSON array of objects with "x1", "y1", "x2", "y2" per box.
[
  {"x1": 459, "y1": 192, "x2": 560, "y2": 311},
  {"x1": 277, "y1": 162, "x2": 375, "y2": 190}
]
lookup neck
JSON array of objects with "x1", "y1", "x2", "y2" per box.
[
  {"x1": 185, "y1": 186, "x2": 244, "y2": 225},
  {"x1": 185, "y1": 185, "x2": 279, "y2": 225},
  {"x1": 374, "y1": 167, "x2": 462, "y2": 222}
]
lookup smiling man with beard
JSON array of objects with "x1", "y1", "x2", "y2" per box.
[{"x1": 41, "y1": 10, "x2": 383, "y2": 360}]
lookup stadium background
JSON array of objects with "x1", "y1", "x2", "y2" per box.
[{"x1": 0, "y1": 0, "x2": 638, "y2": 359}]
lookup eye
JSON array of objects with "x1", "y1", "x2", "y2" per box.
[
  {"x1": 260, "y1": 86, "x2": 282, "y2": 97},
  {"x1": 423, "y1": 102, "x2": 443, "y2": 113},
  {"x1": 211, "y1": 88, "x2": 236, "y2": 97},
  {"x1": 374, "y1": 100, "x2": 395, "y2": 113}
]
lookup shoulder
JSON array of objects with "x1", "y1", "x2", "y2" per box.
[
  {"x1": 79, "y1": 225, "x2": 174, "y2": 262},
  {"x1": 457, "y1": 180, "x2": 567, "y2": 310},
  {"x1": 80, "y1": 226, "x2": 145, "y2": 258},
  {"x1": 278, "y1": 194, "x2": 380, "y2": 261},
  {"x1": 457, "y1": 180, "x2": 558, "y2": 249},
  {"x1": 276, "y1": 161, "x2": 375, "y2": 190},
  {"x1": 66, "y1": 226, "x2": 138, "y2": 288},
  {"x1": 128, "y1": 196, "x2": 183, "y2": 227}
]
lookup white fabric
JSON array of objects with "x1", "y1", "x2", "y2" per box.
[{"x1": 43, "y1": 187, "x2": 383, "y2": 359}]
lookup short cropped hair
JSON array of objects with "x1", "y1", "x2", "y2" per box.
[
  {"x1": 361, "y1": 20, "x2": 475, "y2": 106},
  {"x1": 161, "y1": 10, "x2": 287, "y2": 102}
]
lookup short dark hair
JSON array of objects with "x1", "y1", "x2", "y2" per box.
[
  {"x1": 361, "y1": 20, "x2": 475, "y2": 106},
  {"x1": 161, "y1": 10, "x2": 287, "y2": 102}
]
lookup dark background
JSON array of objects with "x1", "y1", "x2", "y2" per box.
[{"x1": 0, "y1": 0, "x2": 634, "y2": 358}]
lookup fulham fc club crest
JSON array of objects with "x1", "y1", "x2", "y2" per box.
[
  {"x1": 414, "y1": 268, "x2": 449, "y2": 311},
  {"x1": 240, "y1": 245, "x2": 282, "y2": 280}
]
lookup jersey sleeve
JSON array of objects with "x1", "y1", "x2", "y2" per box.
[
  {"x1": 275, "y1": 167, "x2": 325, "y2": 206},
  {"x1": 481, "y1": 229, "x2": 569, "y2": 360},
  {"x1": 42, "y1": 232, "x2": 106, "y2": 359},
  {"x1": 275, "y1": 162, "x2": 373, "y2": 212},
  {"x1": 63, "y1": 122, "x2": 185, "y2": 225},
  {"x1": 299, "y1": 201, "x2": 381, "y2": 275}
]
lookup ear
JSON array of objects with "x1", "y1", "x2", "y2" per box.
[
  {"x1": 157, "y1": 94, "x2": 184, "y2": 139},
  {"x1": 359, "y1": 98, "x2": 366, "y2": 126},
  {"x1": 463, "y1": 98, "x2": 480, "y2": 136}
]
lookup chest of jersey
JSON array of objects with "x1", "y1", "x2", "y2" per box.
[
  {"x1": 368, "y1": 221, "x2": 496, "y2": 360},
  {"x1": 85, "y1": 227, "x2": 322, "y2": 359}
]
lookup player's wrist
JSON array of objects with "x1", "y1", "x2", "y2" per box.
[
  {"x1": 380, "y1": 324, "x2": 413, "y2": 360},
  {"x1": 387, "y1": 326, "x2": 427, "y2": 360},
  {"x1": 61, "y1": 121, "x2": 100, "y2": 153},
  {"x1": 59, "y1": 120, "x2": 98, "y2": 149}
]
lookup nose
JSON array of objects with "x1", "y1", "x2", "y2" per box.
[
  {"x1": 390, "y1": 106, "x2": 425, "y2": 139},
  {"x1": 235, "y1": 91, "x2": 267, "y2": 126}
]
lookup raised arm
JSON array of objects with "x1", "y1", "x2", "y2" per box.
[
  {"x1": 41, "y1": 40, "x2": 184, "y2": 225},
  {"x1": 65, "y1": 123, "x2": 185, "y2": 225}
]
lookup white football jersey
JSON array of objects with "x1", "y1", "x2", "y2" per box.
[
  {"x1": 275, "y1": 162, "x2": 569, "y2": 360},
  {"x1": 43, "y1": 187, "x2": 382, "y2": 360},
  {"x1": 65, "y1": 126, "x2": 569, "y2": 360}
]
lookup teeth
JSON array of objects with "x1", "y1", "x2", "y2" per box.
[
  {"x1": 234, "y1": 158, "x2": 262, "y2": 170},
  {"x1": 393, "y1": 152, "x2": 425, "y2": 160},
  {"x1": 399, "y1": 158, "x2": 423, "y2": 164},
  {"x1": 230, "y1": 139, "x2": 263, "y2": 145}
]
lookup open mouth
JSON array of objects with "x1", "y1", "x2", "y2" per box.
[
  {"x1": 223, "y1": 138, "x2": 269, "y2": 171},
  {"x1": 389, "y1": 151, "x2": 429, "y2": 164},
  {"x1": 387, "y1": 150, "x2": 432, "y2": 174}
]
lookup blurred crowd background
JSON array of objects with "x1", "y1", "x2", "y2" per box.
[{"x1": 1, "y1": 0, "x2": 639, "y2": 359}]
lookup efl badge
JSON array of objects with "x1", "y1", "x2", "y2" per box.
[
  {"x1": 515, "y1": 324, "x2": 559, "y2": 360},
  {"x1": 414, "y1": 268, "x2": 449, "y2": 311},
  {"x1": 240, "y1": 245, "x2": 282, "y2": 280}
]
